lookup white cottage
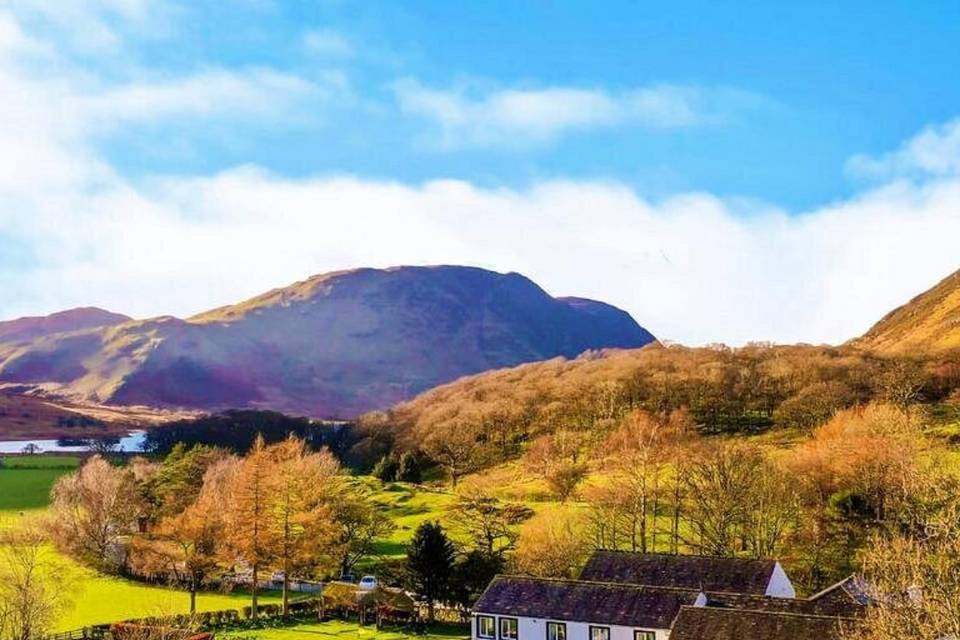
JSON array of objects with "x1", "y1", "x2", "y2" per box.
[{"x1": 471, "y1": 552, "x2": 862, "y2": 640}]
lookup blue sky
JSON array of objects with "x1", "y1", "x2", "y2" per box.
[{"x1": 1, "y1": 0, "x2": 959, "y2": 344}]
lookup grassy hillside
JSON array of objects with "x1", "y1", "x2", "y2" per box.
[
  {"x1": 372, "y1": 343, "x2": 960, "y2": 479},
  {"x1": 855, "y1": 268, "x2": 960, "y2": 354}
]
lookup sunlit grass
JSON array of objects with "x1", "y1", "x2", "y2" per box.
[{"x1": 221, "y1": 620, "x2": 467, "y2": 640}]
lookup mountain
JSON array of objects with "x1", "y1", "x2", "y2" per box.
[
  {"x1": 0, "y1": 266, "x2": 655, "y2": 417},
  {"x1": 0, "y1": 307, "x2": 130, "y2": 344},
  {"x1": 854, "y1": 268, "x2": 960, "y2": 355}
]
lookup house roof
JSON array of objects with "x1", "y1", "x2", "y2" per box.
[
  {"x1": 472, "y1": 576, "x2": 857, "y2": 630},
  {"x1": 579, "y1": 551, "x2": 778, "y2": 595},
  {"x1": 668, "y1": 606, "x2": 858, "y2": 640},
  {"x1": 808, "y1": 575, "x2": 875, "y2": 607},
  {"x1": 473, "y1": 576, "x2": 701, "y2": 629}
]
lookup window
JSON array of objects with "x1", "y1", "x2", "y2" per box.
[
  {"x1": 590, "y1": 627, "x2": 610, "y2": 640},
  {"x1": 477, "y1": 616, "x2": 496, "y2": 639},
  {"x1": 500, "y1": 618, "x2": 519, "y2": 640},
  {"x1": 634, "y1": 631, "x2": 656, "y2": 640},
  {"x1": 546, "y1": 622, "x2": 566, "y2": 640}
]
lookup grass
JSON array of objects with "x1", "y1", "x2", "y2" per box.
[
  {"x1": 0, "y1": 455, "x2": 79, "y2": 513},
  {"x1": 221, "y1": 620, "x2": 467, "y2": 640},
  {"x1": 359, "y1": 479, "x2": 457, "y2": 560},
  {"x1": 56, "y1": 569, "x2": 282, "y2": 631}
]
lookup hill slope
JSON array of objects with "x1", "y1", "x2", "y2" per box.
[
  {"x1": 0, "y1": 307, "x2": 130, "y2": 344},
  {"x1": 0, "y1": 266, "x2": 655, "y2": 417},
  {"x1": 854, "y1": 268, "x2": 960, "y2": 354}
]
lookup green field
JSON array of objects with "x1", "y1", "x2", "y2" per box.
[
  {"x1": 222, "y1": 621, "x2": 467, "y2": 640},
  {"x1": 0, "y1": 456, "x2": 79, "y2": 513}
]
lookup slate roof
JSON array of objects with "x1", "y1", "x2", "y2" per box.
[
  {"x1": 579, "y1": 551, "x2": 778, "y2": 595},
  {"x1": 473, "y1": 576, "x2": 701, "y2": 629},
  {"x1": 808, "y1": 575, "x2": 875, "y2": 608},
  {"x1": 472, "y1": 576, "x2": 860, "y2": 631},
  {"x1": 668, "y1": 606, "x2": 859, "y2": 640}
]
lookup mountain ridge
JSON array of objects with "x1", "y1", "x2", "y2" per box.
[
  {"x1": 0, "y1": 266, "x2": 656, "y2": 417},
  {"x1": 853, "y1": 268, "x2": 960, "y2": 354}
]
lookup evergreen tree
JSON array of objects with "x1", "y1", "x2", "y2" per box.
[
  {"x1": 397, "y1": 452, "x2": 423, "y2": 483},
  {"x1": 406, "y1": 521, "x2": 455, "y2": 621}
]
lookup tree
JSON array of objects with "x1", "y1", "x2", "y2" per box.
[
  {"x1": 545, "y1": 461, "x2": 587, "y2": 503},
  {"x1": 222, "y1": 436, "x2": 276, "y2": 620},
  {"x1": 129, "y1": 460, "x2": 230, "y2": 614},
  {"x1": 421, "y1": 422, "x2": 487, "y2": 488},
  {"x1": 49, "y1": 455, "x2": 141, "y2": 571},
  {"x1": 0, "y1": 518, "x2": 74, "y2": 640},
  {"x1": 330, "y1": 493, "x2": 396, "y2": 577},
  {"x1": 857, "y1": 527, "x2": 960, "y2": 638},
  {"x1": 447, "y1": 491, "x2": 533, "y2": 556},
  {"x1": 145, "y1": 444, "x2": 226, "y2": 517},
  {"x1": 266, "y1": 437, "x2": 341, "y2": 615},
  {"x1": 406, "y1": 522, "x2": 455, "y2": 622},
  {"x1": 396, "y1": 452, "x2": 423, "y2": 483},
  {"x1": 681, "y1": 442, "x2": 764, "y2": 556},
  {"x1": 512, "y1": 508, "x2": 588, "y2": 578},
  {"x1": 450, "y1": 550, "x2": 505, "y2": 611}
]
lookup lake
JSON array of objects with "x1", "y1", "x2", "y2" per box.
[{"x1": 0, "y1": 430, "x2": 146, "y2": 454}]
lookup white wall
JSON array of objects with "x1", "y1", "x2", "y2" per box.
[
  {"x1": 764, "y1": 562, "x2": 797, "y2": 599},
  {"x1": 473, "y1": 615, "x2": 669, "y2": 640}
]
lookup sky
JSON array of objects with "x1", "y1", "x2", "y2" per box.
[{"x1": 1, "y1": 0, "x2": 959, "y2": 345}]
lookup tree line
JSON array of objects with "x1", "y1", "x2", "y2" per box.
[
  {"x1": 362, "y1": 344, "x2": 960, "y2": 484},
  {"x1": 47, "y1": 437, "x2": 394, "y2": 618}
]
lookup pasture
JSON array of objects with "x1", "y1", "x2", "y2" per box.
[{"x1": 222, "y1": 620, "x2": 467, "y2": 640}]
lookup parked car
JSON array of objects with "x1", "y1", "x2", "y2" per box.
[
  {"x1": 358, "y1": 575, "x2": 378, "y2": 590},
  {"x1": 338, "y1": 573, "x2": 356, "y2": 584}
]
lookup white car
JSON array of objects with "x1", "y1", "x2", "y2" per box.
[{"x1": 358, "y1": 575, "x2": 378, "y2": 590}]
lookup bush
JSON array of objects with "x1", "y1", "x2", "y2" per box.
[{"x1": 373, "y1": 454, "x2": 401, "y2": 482}]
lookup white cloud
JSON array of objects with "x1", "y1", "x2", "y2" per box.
[
  {"x1": 847, "y1": 118, "x2": 960, "y2": 179},
  {"x1": 1, "y1": 7, "x2": 958, "y2": 347},
  {"x1": 393, "y1": 78, "x2": 764, "y2": 148},
  {"x1": 4, "y1": 166, "x2": 959, "y2": 346},
  {"x1": 302, "y1": 28, "x2": 353, "y2": 58}
]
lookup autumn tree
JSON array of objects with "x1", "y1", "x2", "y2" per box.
[
  {"x1": 330, "y1": 493, "x2": 396, "y2": 577},
  {"x1": 266, "y1": 437, "x2": 341, "y2": 615},
  {"x1": 129, "y1": 460, "x2": 232, "y2": 614},
  {"x1": 49, "y1": 455, "x2": 141, "y2": 571},
  {"x1": 512, "y1": 507, "x2": 588, "y2": 578},
  {"x1": 447, "y1": 490, "x2": 533, "y2": 556},
  {"x1": 681, "y1": 441, "x2": 796, "y2": 558},
  {"x1": 222, "y1": 436, "x2": 276, "y2": 620},
  {"x1": 0, "y1": 518, "x2": 75, "y2": 640},
  {"x1": 421, "y1": 419, "x2": 488, "y2": 487},
  {"x1": 856, "y1": 520, "x2": 960, "y2": 638}
]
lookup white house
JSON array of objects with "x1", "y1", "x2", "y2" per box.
[
  {"x1": 472, "y1": 576, "x2": 706, "y2": 640},
  {"x1": 471, "y1": 552, "x2": 864, "y2": 640}
]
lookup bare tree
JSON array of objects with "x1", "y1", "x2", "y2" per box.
[
  {"x1": 49, "y1": 455, "x2": 141, "y2": 571},
  {"x1": 0, "y1": 518, "x2": 75, "y2": 640}
]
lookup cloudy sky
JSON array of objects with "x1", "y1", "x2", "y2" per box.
[{"x1": 1, "y1": 0, "x2": 959, "y2": 345}]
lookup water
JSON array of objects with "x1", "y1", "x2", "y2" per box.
[{"x1": 0, "y1": 430, "x2": 146, "y2": 454}]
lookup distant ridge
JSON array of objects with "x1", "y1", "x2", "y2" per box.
[
  {"x1": 0, "y1": 307, "x2": 130, "y2": 344},
  {"x1": 0, "y1": 266, "x2": 655, "y2": 417}
]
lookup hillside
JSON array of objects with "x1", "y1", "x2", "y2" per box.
[
  {"x1": 0, "y1": 266, "x2": 655, "y2": 418},
  {"x1": 854, "y1": 269, "x2": 960, "y2": 355},
  {"x1": 0, "y1": 307, "x2": 130, "y2": 344}
]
